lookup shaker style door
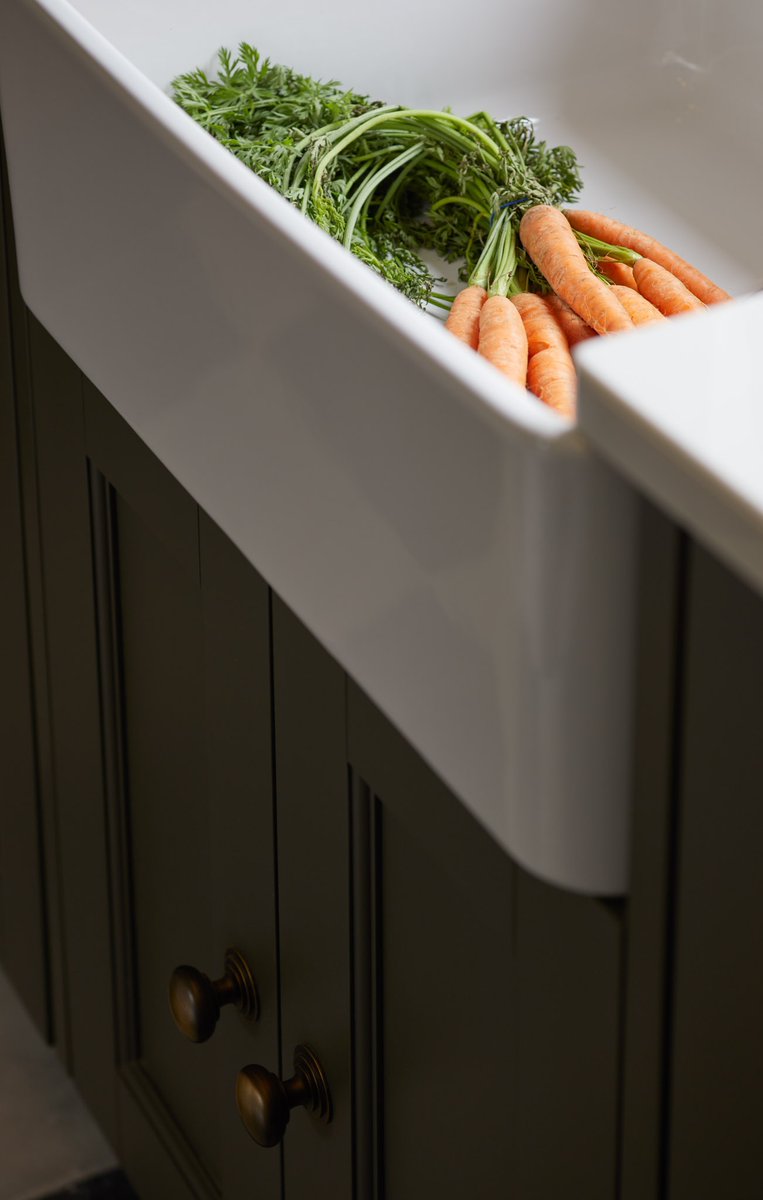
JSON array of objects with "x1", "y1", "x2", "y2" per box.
[
  {"x1": 272, "y1": 599, "x2": 624, "y2": 1200},
  {"x1": 84, "y1": 386, "x2": 282, "y2": 1200},
  {"x1": 348, "y1": 682, "x2": 622, "y2": 1200},
  {"x1": 667, "y1": 545, "x2": 763, "y2": 1199},
  {"x1": 0, "y1": 130, "x2": 49, "y2": 1038}
]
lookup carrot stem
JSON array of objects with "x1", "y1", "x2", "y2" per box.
[
  {"x1": 469, "y1": 210, "x2": 508, "y2": 290},
  {"x1": 430, "y1": 195, "x2": 491, "y2": 218},
  {"x1": 311, "y1": 108, "x2": 503, "y2": 198},
  {"x1": 488, "y1": 222, "x2": 518, "y2": 297},
  {"x1": 343, "y1": 142, "x2": 425, "y2": 249},
  {"x1": 573, "y1": 230, "x2": 641, "y2": 266}
]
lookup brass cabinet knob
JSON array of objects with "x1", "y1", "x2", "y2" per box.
[
  {"x1": 168, "y1": 948, "x2": 258, "y2": 1043},
  {"x1": 236, "y1": 1044, "x2": 332, "y2": 1147}
]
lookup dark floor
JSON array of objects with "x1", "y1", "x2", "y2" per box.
[
  {"x1": 39, "y1": 1174, "x2": 136, "y2": 1200},
  {"x1": 0, "y1": 970, "x2": 135, "y2": 1200}
]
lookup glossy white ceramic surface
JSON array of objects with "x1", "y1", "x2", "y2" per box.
[
  {"x1": 1, "y1": 0, "x2": 757, "y2": 894},
  {"x1": 578, "y1": 294, "x2": 763, "y2": 600}
]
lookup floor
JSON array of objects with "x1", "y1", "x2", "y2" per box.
[{"x1": 0, "y1": 970, "x2": 135, "y2": 1200}]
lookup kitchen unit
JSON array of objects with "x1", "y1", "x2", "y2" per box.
[{"x1": 1, "y1": 0, "x2": 762, "y2": 1195}]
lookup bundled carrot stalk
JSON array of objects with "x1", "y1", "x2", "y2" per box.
[
  {"x1": 443, "y1": 198, "x2": 728, "y2": 422},
  {"x1": 445, "y1": 203, "x2": 530, "y2": 390}
]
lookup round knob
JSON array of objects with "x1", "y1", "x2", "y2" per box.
[
  {"x1": 168, "y1": 948, "x2": 258, "y2": 1043},
  {"x1": 236, "y1": 1045, "x2": 332, "y2": 1147}
]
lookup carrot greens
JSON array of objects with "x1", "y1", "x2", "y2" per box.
[{"x1": 172, "y1": 44, "x2": 583, "y2": 306}]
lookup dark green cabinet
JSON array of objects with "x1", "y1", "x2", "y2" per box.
[
  {"x1": 272, "y1": 597, "x2": 353, "y2": 1200},
  {"x1": 349, "y1": 683, "x2": 621, "y2": 1200},
  {"x1": 0, "y1": 131, "x2": 49, "y2": 1039},
  {"x1": 2, "y1": 234, "x2": 282, "y2": 1190},
  {"x1": 81, "y1": 391, "x2": 281, "y2": 1199},
  {"x1": 274, "y1": 601, "x2": 623, "y2": 1200},
  {"x1": 667, "y1": 546, "x2": 763, "y2": 1199}
]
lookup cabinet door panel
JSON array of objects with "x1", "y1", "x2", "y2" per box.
[
  {"x1": 85, "y1": 392, "x2": 282, "y2": 1200},
  {"x1": 348, "y1": 687, "x2": 515, "y2": 1200},
  {"x1": 199, "y1": 512, "x2": 281, "y2": 1200},
  {"x1": 0, "y1": 135, "x2": 48, "y2": 1035},
  {"x1": 514, "y1": 873, "x2": 621, "y2": 1199},
  {"x1": 113, "y1": 491, "x2": 220, "y2": 1185},
  {"x1": 25, "y1": 319, "x2": 114, "y2": 1126},
  {"x1": 379, "y1": 800, "x2": 513, "y2": 1199},
  {"x1": 276, "y1": 605, "x2": 623, "y2": 1199},
  {"x1": 668, "y1": 545, "x2": 763, "y2": 1198},
  {"x1": 273, "y1": 596, "x2": 353, "y2": 1200}
]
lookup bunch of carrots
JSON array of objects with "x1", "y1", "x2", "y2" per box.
[
  {"x1": 174, "y1": 45, "x2": 731, "y2": 422},
  {"x1": 446, "y1": 206, "x2": 730, "y2": 419}
]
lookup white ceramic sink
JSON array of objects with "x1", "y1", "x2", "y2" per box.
[{"x1": 1, "y1": 0, "x2": 759, "y2": 895}]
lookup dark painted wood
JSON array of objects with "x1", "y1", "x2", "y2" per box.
[
  {"x1": 119, "y1": 1068, "x2": 213, "y2": 1200},
  {"x1": 85, "y1": 406, "x2": 282, "y2": 1199},
  {"x1": 349, "y1": 680, "x2": 623, "y2": 1200},
  {"x1": 0, "y1": 128, "x2": 49, "y2": 1035},
  {"x1": 513, "y1": 873, "x2": 621, "y2": 1200},
  {"x1": 199, "y1": 512, "x2": 281, "y2": 1200},
  {"x1": 107, "y1": 486, "x2": 220, "y2": 1183},
  {"x1": 667, "y1": 544, "x2": 763, "y2": 1198},
  {"x1": 89, "y1": 455, "x2": 220, "y2": 1200},
  {"x1": 2, "y1": 134, "x2": 68, "y2": 1057},
  {"x1": 272, "y1": 597, "x2": 353, "y2": 1200},
  {"x1": 349, "y1": 777, "x2": 383, "y2": 1200},
  {"x1": 348, "y1": 680, "x2": 515, "y2": 1200},
  {"x1": 621, "y1": 502, "x2": 685, "y2": 1200},
  {"x1": 24, "y1": 319, "x2": 118, "y2": 1137}
]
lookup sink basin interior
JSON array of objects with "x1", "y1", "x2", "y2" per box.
[{"x1": 70, "y1": 0, "x2": 763, "y2": 298}]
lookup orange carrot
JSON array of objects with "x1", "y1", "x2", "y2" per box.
[
  {"x1": 512, "y1": 293, "x2": 577, "y2": 418},
  {"x1": 478, "y1": 296, "x2": 528, "y2": 387},
  {"x1": 512, "y1": 293, "x2": 566, "y2": 355},
  {"x1": 632, "y1": 258, "x2": 705, "y2": 317},
  {"x1": 444, "y1": 284, "x2": 487, "y2": 349},
  {"x1": 519, "y1": 206, "x2": 633, "y2": 335},
  {"x1": 564, "y1": 209, "x2": 730, "y2": 305},
  {"x1": 546, "y1": 293, "x2": 597, "y2": 347},
  {"x1": 610, "y1": 284, "x2": 666, "y2": 326},
  {"x1": 598, "y1": 259, "x2": 637, "y2": 289}
]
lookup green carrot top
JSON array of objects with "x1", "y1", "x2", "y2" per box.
[{"x1": 172, "y1": 44, "x2": 583, "y2": 305}]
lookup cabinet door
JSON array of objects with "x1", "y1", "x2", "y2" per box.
[
  {"x1": 84, "y1": 386, "x2": 282, "y2": 1200},
  {"x1": 512, "y1": 872, "x2": 621, "y2": 1199},
  {"x1": 274, "y1": 599, "x2": 623, "y2": 1199},
  {"x1": 347, "y1": 683, "x2": 515, "y2": 1200},
  {"x1": 349, "y1": 683, "x2": 622, "y2": 1200},
  {"x1": 0, "y1": 130, "x2": 49, "y2": 1037},
  {"x1": 273, "y1": 597, "x2": 510, "y2": 1200},
  {"x1": 272, "y1": 596, "x2": 353, "y2": 1200},
  {"x1": 667, "y1": 545, "x2": 763, "y2": 1198}
]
